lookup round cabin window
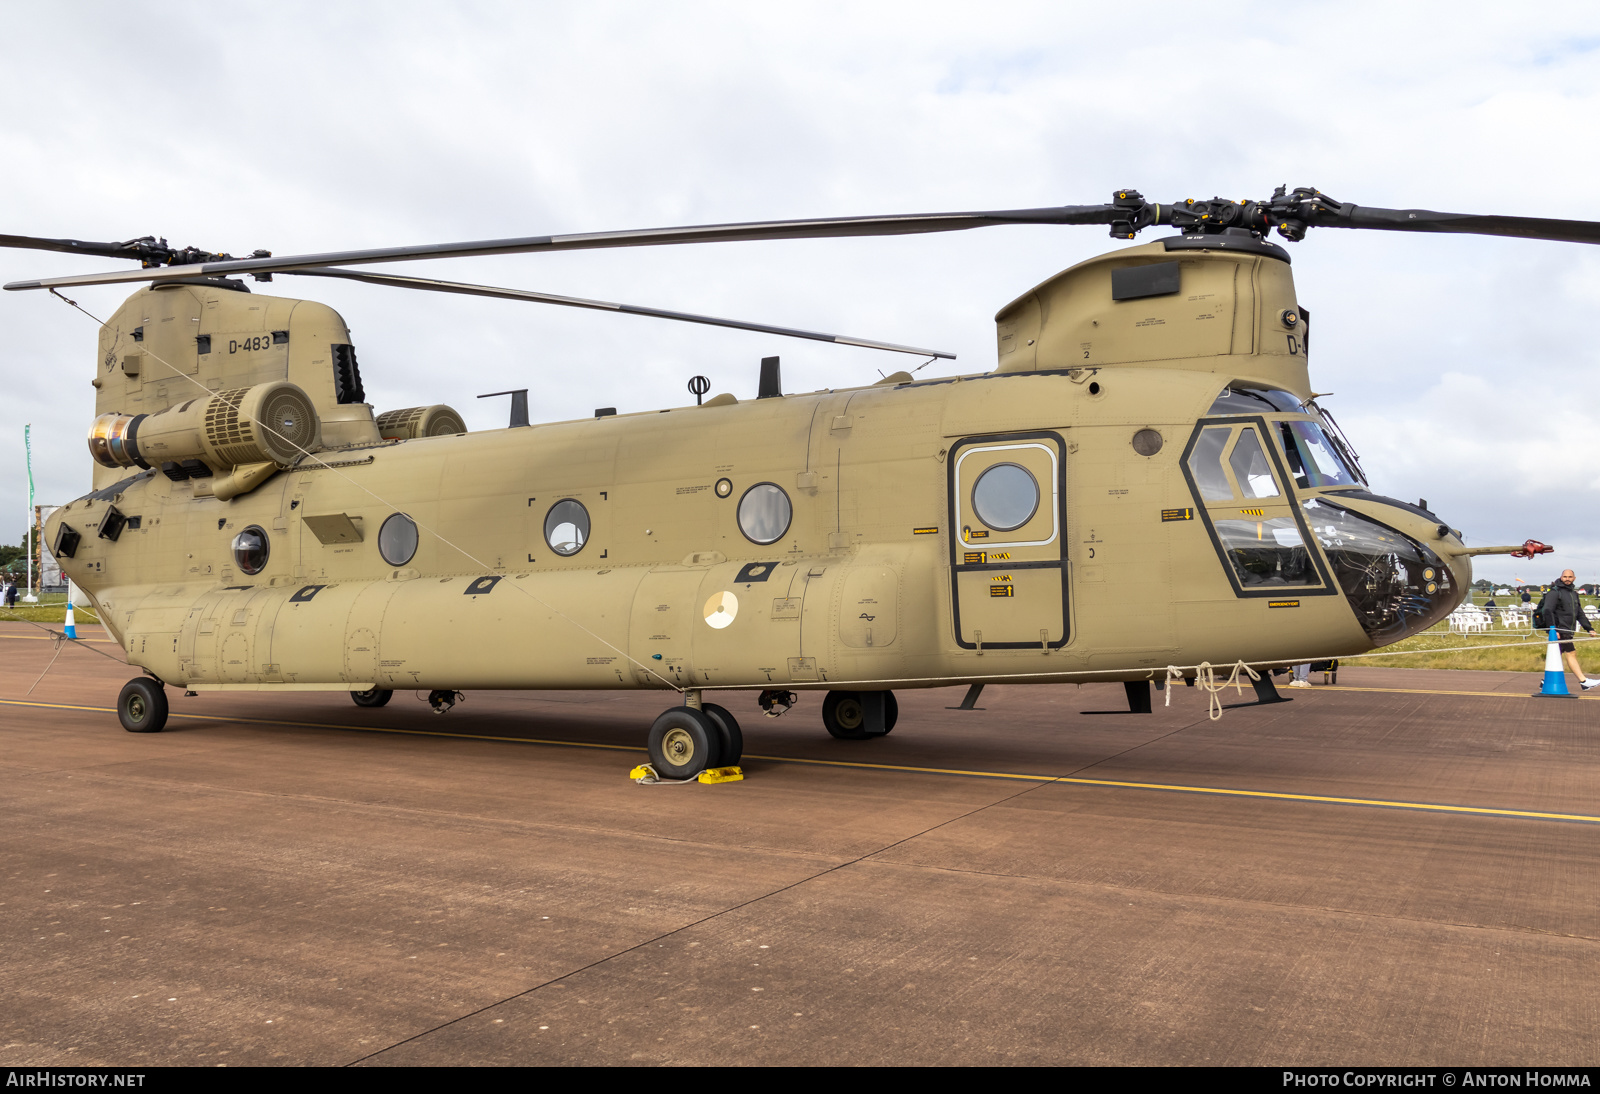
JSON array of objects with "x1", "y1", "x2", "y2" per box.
[
  {"x1": 232, "y1": 526, "x2": 270, "y2": 575},
  {"x1": 737, "y1": 483, "x2": 792, "y2": 545},
  {"x1": 971, "y1": 463, "x2": 1039, "y2": 532},
  {"x1": 544, "y1": 499, "x2": 590, "y2": 556},
  {"x1": 378, "y1": 513, "x2": 419, "y2": 567}
]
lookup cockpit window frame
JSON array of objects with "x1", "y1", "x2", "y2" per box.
[
  {"x1": 1207, "y1": 383, "x2": 1305, "y2": 416},
  {"x1": 1178, "y1": 415, "x2": 1338, "y2": 600}
]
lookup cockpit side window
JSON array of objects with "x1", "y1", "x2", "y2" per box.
[
  {"x1": 1183, "y1": 417, "x2": 1334, "y2": 598},
  {"x1": 1211, "y1": 516, "x2": 1320, "y2": 588},
  {"x1": 1279, "y1": 420, "x2": 1360, "y2": 489},
  {"x1": 1229, "y1": 428, "x2": 1281, "y2": 499},
  {"x1": 1187, "y1": 427, "x2": 1234, "y2": 501}
]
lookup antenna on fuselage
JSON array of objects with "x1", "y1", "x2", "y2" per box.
[
  {"x1": 478, "y1": 389, "x2": 530, "y2": 428},
  {"x1": 758, "y1": 357, "x2": 781, "y2": 399}
]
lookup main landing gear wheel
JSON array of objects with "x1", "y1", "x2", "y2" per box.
[
  {"x1": 700, "y1": 702, "x2": 744, "y2": 767},
  {"x1": 821, "y1": 690, "x2": 898, "y2": 740},
  {"x1": 350, "y1": 687, "x2": 393, "y2": 708},
  {"x1": 647, "y1": 707, "x2": 720, "y2": 779},
  {"x1": 118, "y1": 677, "x2": 168, "y2": 733}
]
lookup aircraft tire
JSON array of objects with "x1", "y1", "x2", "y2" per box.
[
  {"x1": 822, "y1": 690, "x2": 898, "y2": 739},
  {"x1": 700, "y1": 702, "x2": 744, "y2": 766},
  {"x1": 118, "y1": 677, "x2": 168, "y2": 733},
  {"x1": 351, "y1": 687, "x2": 393, "y2": 708},
  {"x1": 648, "y1": 707, "x2": 719, "y2": 779}
]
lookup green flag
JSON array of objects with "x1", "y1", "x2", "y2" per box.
[{"x1": 25, "y1": 423, "x2": 34, "y2": 591}]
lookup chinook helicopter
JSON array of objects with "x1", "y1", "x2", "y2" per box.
[{"x1": 1, "y1": 187, "x2": 1577, "y2": 779}]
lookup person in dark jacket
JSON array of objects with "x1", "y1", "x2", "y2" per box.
[{"x1": 1537, "y1": 570, "x2": 1600, "y2": 689}]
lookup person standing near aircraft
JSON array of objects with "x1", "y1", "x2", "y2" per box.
[{"x1": 1535, "y1": 570, "x2": 1600, "y2": 689}]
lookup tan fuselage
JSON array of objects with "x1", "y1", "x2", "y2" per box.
[{"x1": 47, "y1": 240, "x2": 1471, "y2": 694}]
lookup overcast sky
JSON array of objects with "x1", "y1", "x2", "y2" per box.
[{"x1": 2, "y1": 1, "x2": 1598, "y2": 586}]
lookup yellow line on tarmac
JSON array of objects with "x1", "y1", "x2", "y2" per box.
[
  {"x1": 6, "y1": 698, "x2": 1599, "y2": 826},
  {"x1": 1322, "y1": 685, "x2": 1600, "y2": 700},
  {"x1": 0, "y1": 634, "x2": 117, "y2": 643},
  {"x1": 1040, "y1": 776, "x2": 1600, "y2": 825},
  {"x1": 736, "y1": 756, "x2": 1600, "y2": 823}
]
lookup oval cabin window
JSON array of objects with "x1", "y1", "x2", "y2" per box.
[
  {"x1": 737, "y1": 483, "x2": 792, "y2": 545},
  {"x1": 232, "y1": 526, "x2": 270, "y2": 575},
  {"x1": 378, "y1": 513, "x2": 419, "y2": 567},
  {"x1": 544, "y1": 499, "x2": 590, "y2": 556}
]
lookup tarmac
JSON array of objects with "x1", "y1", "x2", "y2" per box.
[{"x1": 2, "y1": 619, "x2": 1599, "y2": 1067}]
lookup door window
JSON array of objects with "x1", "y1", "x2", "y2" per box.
[
  {"x1": 971, "y1": 463, "x2": 1040, "y2": 531},
  {"x1": 955, "y1": 442, "x2": 1058, "y2": 548}
]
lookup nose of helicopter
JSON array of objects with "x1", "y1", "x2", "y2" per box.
[{"x1": 1301, "y1": 493, "x2": 1467, "y2": 646}]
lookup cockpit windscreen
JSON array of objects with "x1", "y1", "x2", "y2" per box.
[{"x1": 1279, "y1": 420, "x2": 1360, "y2": 489}]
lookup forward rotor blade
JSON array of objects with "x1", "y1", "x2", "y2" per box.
[
  {"x1": 286, "y1": 267, "x2": 956, "y2": 359},
  {"x1": 0, "y1": 233, "x2": 147, "y2": 261},
  {"x1": 3, "y1": 205, "x2": 1120, "y2": 291},
  {"x1": 1318, "y1": 205, "x2": 1600, "y2": 246}
]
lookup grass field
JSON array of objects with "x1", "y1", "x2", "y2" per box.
[
  {"x1": 0, "y1": 593, "x2": 100, "y2": 627},
  {"x1": 3, "y1": 592, "x2": 1590, "y2": 673},
  {"x1": 1337, "y1": 630, "x2": 1600, "y2": 673}
]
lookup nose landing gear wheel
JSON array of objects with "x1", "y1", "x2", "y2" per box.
[
  {"x1": 118, "y1": 677, "x2": 168, "y2": 733},
  {"x1": 822, "y1": 690, "x2": 898, "y2": 740},
  {"x1": 647, "y1": 707, "x2": 720, "y2": 779},
  {"x1": 351, "y1": 687, "x2": 393, "y2": 708}
]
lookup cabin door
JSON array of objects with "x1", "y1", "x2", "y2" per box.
[{"x1": 948, "y1": 433, "x2": 1069, "y2": 651}]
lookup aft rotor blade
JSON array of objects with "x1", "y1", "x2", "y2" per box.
[
  {"x1": 3, "y1": 204, "x2": 1120, "y2": 291},
  {"x1": 286, "y1": 267, "x2": 957, "y2": 359},
  {"x1": 1319, "y1": 206, "x2": 1600, "y2": 246}
]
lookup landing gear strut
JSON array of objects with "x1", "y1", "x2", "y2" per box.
[
  {"x1": 821, "y1": 690, "x2": 898, "y2": 740},
  {"x1": 1123, "y1": 680, "x2": 1152, "y2": 714},
  {"x1": 118, "y1": 677, "x2": 168, "y2": 733}
]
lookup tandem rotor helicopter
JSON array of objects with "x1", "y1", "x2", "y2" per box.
[{"x1": 1, "y1": 186, "x2": 1580, "y2": 778}]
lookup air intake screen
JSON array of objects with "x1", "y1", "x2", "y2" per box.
[
  {"x1": 204, "y1": 385, "x2": 318, "y2": 466},
  {"x1": 255, "y1": 385, "x2": 319, "y2": 462},
  {"x1": 375, "y1": 405, "x2": 467, "y2": 440}
]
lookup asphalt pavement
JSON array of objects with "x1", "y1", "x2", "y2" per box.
[{"x1": 2, "y1": 621, "x2": 1596, "y2": 1066}]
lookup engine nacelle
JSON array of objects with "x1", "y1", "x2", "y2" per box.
[
  {"x1": 375, "y1": 404, "x2": 467, "y2": 440},
  {"x1": 88, "y1": 381, "x2": 321, "y2": 472}
]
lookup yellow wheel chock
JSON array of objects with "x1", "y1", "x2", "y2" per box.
[{"x1": 629, "y1": 763, "x2": 744, "y2": 785}]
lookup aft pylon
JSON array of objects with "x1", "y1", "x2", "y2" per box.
[{"x1": 1536, "y1": 626, "x2": 1574, "y2": 697}]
